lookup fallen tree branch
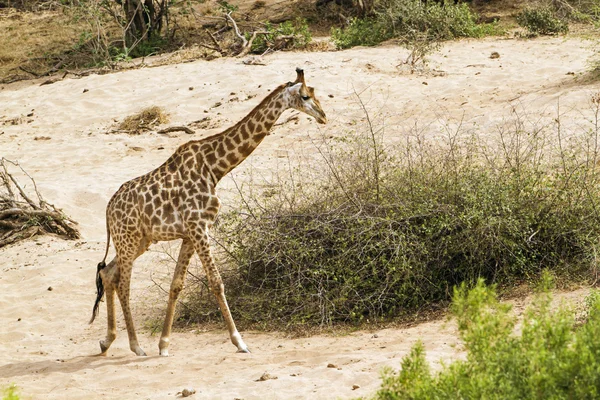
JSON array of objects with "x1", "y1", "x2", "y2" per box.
[{"x1": 157, "y1": 126, "x2": 195, "y2": 135}]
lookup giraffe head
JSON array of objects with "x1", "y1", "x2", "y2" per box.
[{"x1": 285, "y1": 68, "x2": 327, "y2": 124}]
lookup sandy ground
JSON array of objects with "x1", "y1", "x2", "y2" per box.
[{"x1": 1, "y1": 36, "x2": 599, "y2": 399}]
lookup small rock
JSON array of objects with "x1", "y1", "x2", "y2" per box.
[
  {"x1": 26, "y1": 112, "x2": 34, "y2": 117},
  {"x1": 256, "y1": 372, "x2": 278, "y2": 381},
  {"x1": 490, "y1": 51, "x2": 500, "y2": 59},
  {"x1": 566, "y1": 71, "x2": 575, "y2": 75},
  {"x1": 157, "y1": 146, "x2": 165, "y2": 150},
  {"x1": 17, "y1": 318, "x2": 21, "y2": 321},
  {"x1": 130, "y1": 146, "x2": 144, "y2": 152},
  {"x1": 327, "y1": 363, "x2": 338, "y2": 369},
  {"x1": 422, "y1": 81, "x2": 428, "y2": 85},
  {"x1": 47, "y1": 286, "x2": 53, "y2": 291},
  {"x1": 328, "y1": 94, "x2": 334, "y2": 98},
  {"x1": 352, "y1": 384, "x2": 360, "y2": 390},
  {"x1": 372, "y1": 333, "x2": 379, "y2": 338},
  {"x1": 83, "y1": 88, "x2": 89, "y2": 93},
  {"x1": 189, "y1": 87, "x2": 194, "y2": 91},
  {"x1": 177, "y1": 388, "x2": 196, "y2": 397},
  {"x1": 212, "y1": 102, "x2": 222, "y2": 108},
  {"x1": 34, "y1": 136, "x2": 51, "y2": 141}
]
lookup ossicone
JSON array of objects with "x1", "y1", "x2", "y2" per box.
[{"x1": 295, "y1": 68, "x2": 305, "y2": 84}]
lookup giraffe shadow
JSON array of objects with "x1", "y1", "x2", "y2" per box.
[{"x1": 0, "y1": 353, "x2": 158, "y2": 379}]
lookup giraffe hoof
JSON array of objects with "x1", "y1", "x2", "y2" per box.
[
  {"x1": 133, "y1": 347, "x2": 147, "y2": 356},
  {"x1": 99, "y1": 340, "x2": 109, "y2": 354},
  {"x1": 237, "y1": 347, "x2": 251, "y2": 354},
  {"x1": 159, "y1": 349, "x2": 169, "y2": 357}
]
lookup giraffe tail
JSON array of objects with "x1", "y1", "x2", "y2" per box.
[
  {"x1": 89, "y1": 261, "x2": 107, "y2": 324},
  {"x1": 90, "y1": 217, "x2": 111, "y2": 324}
]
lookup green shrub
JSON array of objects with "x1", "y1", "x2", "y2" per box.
[
  {"x1": 331, "y1": 18, "x2": 391, "y2": 49},
  {"x1": 517, "y1": 6, "x2": 569, "y2": 35},
  {"x1": 180, "y1": 99, "x2": 600, "y2": 331},
  {"x1": 378, "y1": 0, "x2": 499, "y2": 40},
  {"x1": 331, "y1": 0, "x2": 501, "y2": 49},
  {"x1": 373, "y1": 276, "x2": 600, "y2": 399},
  {"x1": 2, "y1": 385, "x2": 20, "y2": 400},
  {"x1": 250, "y1": 18, "x2": 312, "y2": 53}
]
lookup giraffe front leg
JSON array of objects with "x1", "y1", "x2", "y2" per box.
[
  {"x1": 159, "y1": 239, "x2": 195, "y2": 357},
  {"x1": 192, "y1": 230, "x2": 250, "y2": 353}
]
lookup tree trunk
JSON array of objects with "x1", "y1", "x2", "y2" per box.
[{"x1": 121, "y1": 0, "x2": 166, "y2": 48}]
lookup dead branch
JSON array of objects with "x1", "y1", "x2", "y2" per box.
[
  {"x1": 0, "y1": 226, "x2": 40, "y2": 248},
  {"x1": 204, "y1": 29, "x2": 224, "y2": 55},
  {"x1": 156, "y1": 126, "x2": 195, "y2": 135},
  {"x1": 0, "y1": 158, "x2": 80, "y2": 248},
  {"x1": 225, "y1": 11, "x2": 268, "y2": 57}
]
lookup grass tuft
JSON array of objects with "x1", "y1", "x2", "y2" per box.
[{"x1": 117, "y1": 106, "x2": 169, "y2": 134}]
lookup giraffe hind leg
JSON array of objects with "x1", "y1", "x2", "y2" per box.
[
  {"x1": 97, "y1": 258, "x2": 118, "y2": 354},
  {"x1": 114, "y1": 255, "x2": 147, "y2": 356},
  {"x1": 114, "y1": 238, "x2": 151, "y2": 356}
]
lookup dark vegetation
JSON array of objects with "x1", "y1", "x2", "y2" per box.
[
  {"x1": 370, "y1": 275, "x2": 600, "y2": 399},
  {"x1": 2, "y1": 0, "x2": 600, "y2": 83},
  {"x1": 178, "y1": 93, "x2": 600, "y2": 331}
]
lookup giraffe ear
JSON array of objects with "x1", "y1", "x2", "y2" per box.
[
  {"x1": 295, "y1": 68, "x2": 305, "y2": 84},
  {"x1": 287, "y1": 82, "x2": 303, "y2": 95}
]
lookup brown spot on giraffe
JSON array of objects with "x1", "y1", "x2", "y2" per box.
[{"x1": 90, "y1": 68, "x2": 327, "y2": 357}]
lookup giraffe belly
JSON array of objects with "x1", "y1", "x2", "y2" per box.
[{"x1": 149, "y1": 222, "x2": 185, "y2": 242}]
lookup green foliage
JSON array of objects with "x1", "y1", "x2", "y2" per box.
[
  {"x1": 250, "y1": 18, "x2": 312, "y2": 53},
  {"x1": 2, "y1": 385, "x2": 20, "y2": 400},
  {"x1": 331, "y1": 18, "x2": 391, "y2": 49},
  {"x1": 331, "y1": 0, "x2": 502, "y2": 49},
  {"x1": 377, "y1": 0, "x2": 499, "y2": 40},
  {"x1": 217, "y1": 0, "x2": 238, "y2": 13},
  {"x1": 517, "y1": 6, "x2": 569, "y2": 36},
  {"x1": 373, "y1": 277, "x2": 600, "y2": 399},
  {"x1": 180, "y1": 99, "x2": 600, "y2": 331}
]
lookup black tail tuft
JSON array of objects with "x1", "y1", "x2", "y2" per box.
[{"x1": 89, "y1": 261, "x2": 107, "y2": 324}]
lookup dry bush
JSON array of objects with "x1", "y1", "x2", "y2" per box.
[
  {"x1": 117, "y1": 106, "x2": 169, "y2": 134},
  {"x1": 176, "y1": 93, "x2": 600, "y2": 332},
  {"x1": 0, "y1": 158, "x2": 79, "y2": 248}
]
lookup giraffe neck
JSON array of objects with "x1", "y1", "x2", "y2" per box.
[{"x1": 207, "y1": 84, "x2": 290, "y2": 182}]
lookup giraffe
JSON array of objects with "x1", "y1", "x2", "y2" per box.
[{"x1": 89, "y1": 68, "x2": 327, "y2": 357}]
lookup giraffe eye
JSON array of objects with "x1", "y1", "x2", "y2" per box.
[{"x1": 301, "y1": 95, "x2": 310, "y2": 101}]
